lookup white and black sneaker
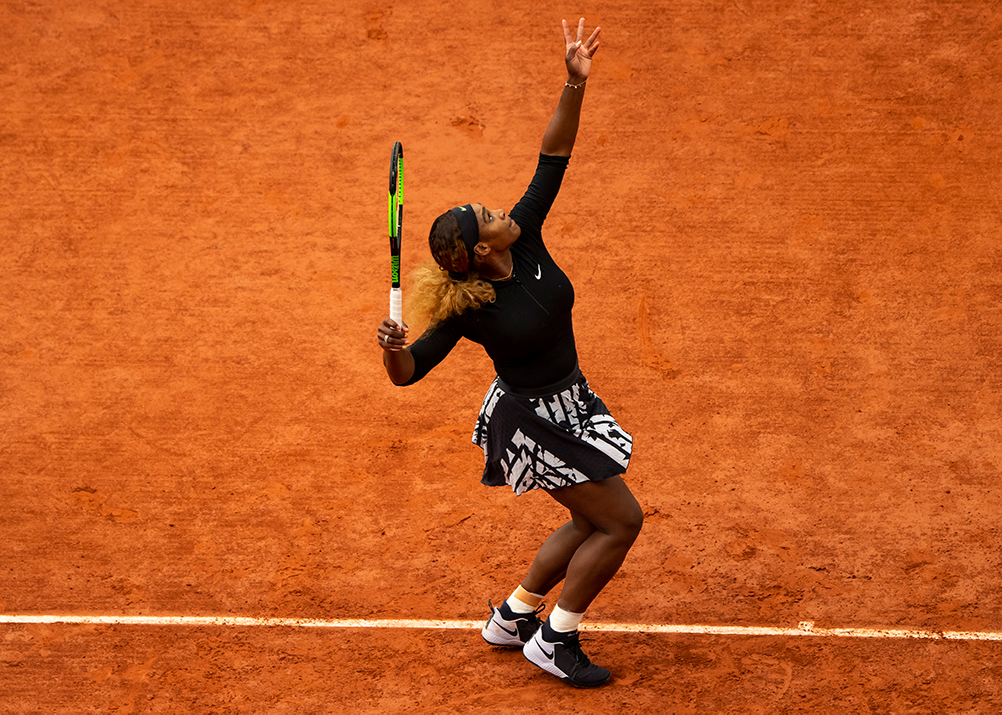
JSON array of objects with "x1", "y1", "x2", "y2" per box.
[
  {"x1": 481, "y1": 600, "x2": 545, "y2": 648},
  {"x1": 523, "y1": 620, "x2": 611, "y2": 688}
]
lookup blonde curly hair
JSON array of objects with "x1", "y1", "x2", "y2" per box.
[{"x1": 407, "y1": 211, "x2": 496, "y2": 328}]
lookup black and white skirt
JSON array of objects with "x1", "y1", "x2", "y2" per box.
[{"x1": 472, "y1": 366, "x2": 633, "y2": 495}]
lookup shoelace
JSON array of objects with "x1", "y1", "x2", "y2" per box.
[
  {"x1": 528, "y1": 603, "x2": 546, "y2": 630},
  {"x1": 563, "y1": 631, "x2": 594, "y2": 667}
]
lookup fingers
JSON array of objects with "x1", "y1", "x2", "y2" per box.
[
  {"x1": 378, "y1": 318, "x2": 409, "y2": 351},
  {"x1": 563, "y1": 17, "x2": 587, "y2": 47},
  {"x1": 562, "y1": 19, "x2": 601, "y2": 57}
]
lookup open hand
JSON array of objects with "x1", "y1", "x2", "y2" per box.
[{"x1": 563, "y1": 18, "x2": 601, "y2": 84}]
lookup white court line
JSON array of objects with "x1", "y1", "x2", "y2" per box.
[{"x1": 1, "y1": 615, "x2": 1001, "y2": 641}]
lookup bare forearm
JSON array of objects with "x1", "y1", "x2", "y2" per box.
[
  {"x1": 378, "y1": 317, "x2": 414, "y2": 384},
  {"x1": 543, "y1": 18, "x2": 600, "y2": 157},
  {"x1": 540, "y1": 78, "x2": 586, "y2": 157},
  {"x1": 383, "y1": 348, "x2": 415, "y2": 385}
]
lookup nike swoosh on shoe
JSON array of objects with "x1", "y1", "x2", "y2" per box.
[{"x1": 495, "y1": 620, "x2": 519, "y2": 637}]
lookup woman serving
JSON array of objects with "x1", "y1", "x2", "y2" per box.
[{"x1": 377, "y1": 18, "x2": 643, "y2": 688}]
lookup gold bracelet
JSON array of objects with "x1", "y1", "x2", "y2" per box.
[{"x1": 564, "y1": 79, "x2": 587, "y2": 90}]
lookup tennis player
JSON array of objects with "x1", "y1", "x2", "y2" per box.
[{"x1": 377, "y1": 18, "x2": 642, "y2": 688}]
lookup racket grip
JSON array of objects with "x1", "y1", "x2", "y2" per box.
[{"x1": 389, "y1": 287, "x2": 403, "y2": 326}]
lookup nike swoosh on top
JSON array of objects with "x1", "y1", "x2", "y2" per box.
[
  {"x1": 541, "y1": 646, "x2": 554, "y2": 658},
  {"x1": 534, "y1": 265, "x2": 542, "y2": 280}
]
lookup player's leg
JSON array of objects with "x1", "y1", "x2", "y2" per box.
[
  {"x1": 522, "y1": 475, "x2": 642, "y2": 687},
  {"x1": 546, "y1": 475, "x2": 643, "y2": 612},
  {"x1": 481, "y1": 516, "x2": 594, "y2": 647},
  {"x1": 521, "y1": 514, "x2": 596, "y2": 596}
]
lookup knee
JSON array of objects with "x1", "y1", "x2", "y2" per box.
[
  {"x1": 623, "y1": 501, "x2": 644, "y2": 542},
  {"x1": 613, "y1": 499, "x2": 644, "y2": 544}
]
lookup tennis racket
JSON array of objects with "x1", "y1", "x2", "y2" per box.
[{"x1": 388, "y1": 141, "x2": 404, "y2": 326}]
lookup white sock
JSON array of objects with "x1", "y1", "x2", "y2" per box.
[
  {"x1": 548, "y1": 604, "x2": 584, "y2": 633},
  {"x1": 506, "y1": 586, "x2": 543, "y2": 614}
]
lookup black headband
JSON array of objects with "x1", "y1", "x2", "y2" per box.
[{"x1": 448, "y1": 204, "x2": 480, "y2": 280}]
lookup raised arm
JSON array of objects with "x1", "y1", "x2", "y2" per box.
[{"x1": 539, "y1": 18, "x2": 601, "y2": 157}]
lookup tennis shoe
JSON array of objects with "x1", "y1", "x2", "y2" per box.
[
  {"x1": 481, "y1": 599, "x2": 545, "y2": 648},
  {"x1": 523, "y1": 620, "x2": 611, "y2": 688}
]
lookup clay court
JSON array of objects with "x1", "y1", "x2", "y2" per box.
[{"x1": 3, "y1": 0, "x2": 1002, "y2": 711}]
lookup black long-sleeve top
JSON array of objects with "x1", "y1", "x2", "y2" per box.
[{"x1": 404, "y1": 154, "x2": 577, "y2": 390}]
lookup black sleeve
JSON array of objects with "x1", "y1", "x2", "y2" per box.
[
  {"x1": 401, "y1": 318, "x2": 463, "y2": 385},
  {"x1": 509, "y1": 154, "x2": 570, "y2": 242}
]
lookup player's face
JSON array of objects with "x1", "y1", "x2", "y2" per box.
[{"x1": 472, "y1": 203, "x2": 520, "y2": 251}]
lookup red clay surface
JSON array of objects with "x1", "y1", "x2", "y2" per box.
[{"x1": 3, "y1": 0, "x2": 1002, "y2": 711}]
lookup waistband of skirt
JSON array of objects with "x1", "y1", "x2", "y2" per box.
[{"x1": 496, "y1": 364, "x2": 582, "y2": 399}]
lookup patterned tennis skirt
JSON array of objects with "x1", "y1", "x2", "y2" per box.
[{"x1": 472, "y1": 366, "x2": 633, "y2": 495}]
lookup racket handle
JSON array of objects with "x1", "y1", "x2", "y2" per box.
[{"x1": 389, "y1": 287, "x2": 403, "y2": 326}]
